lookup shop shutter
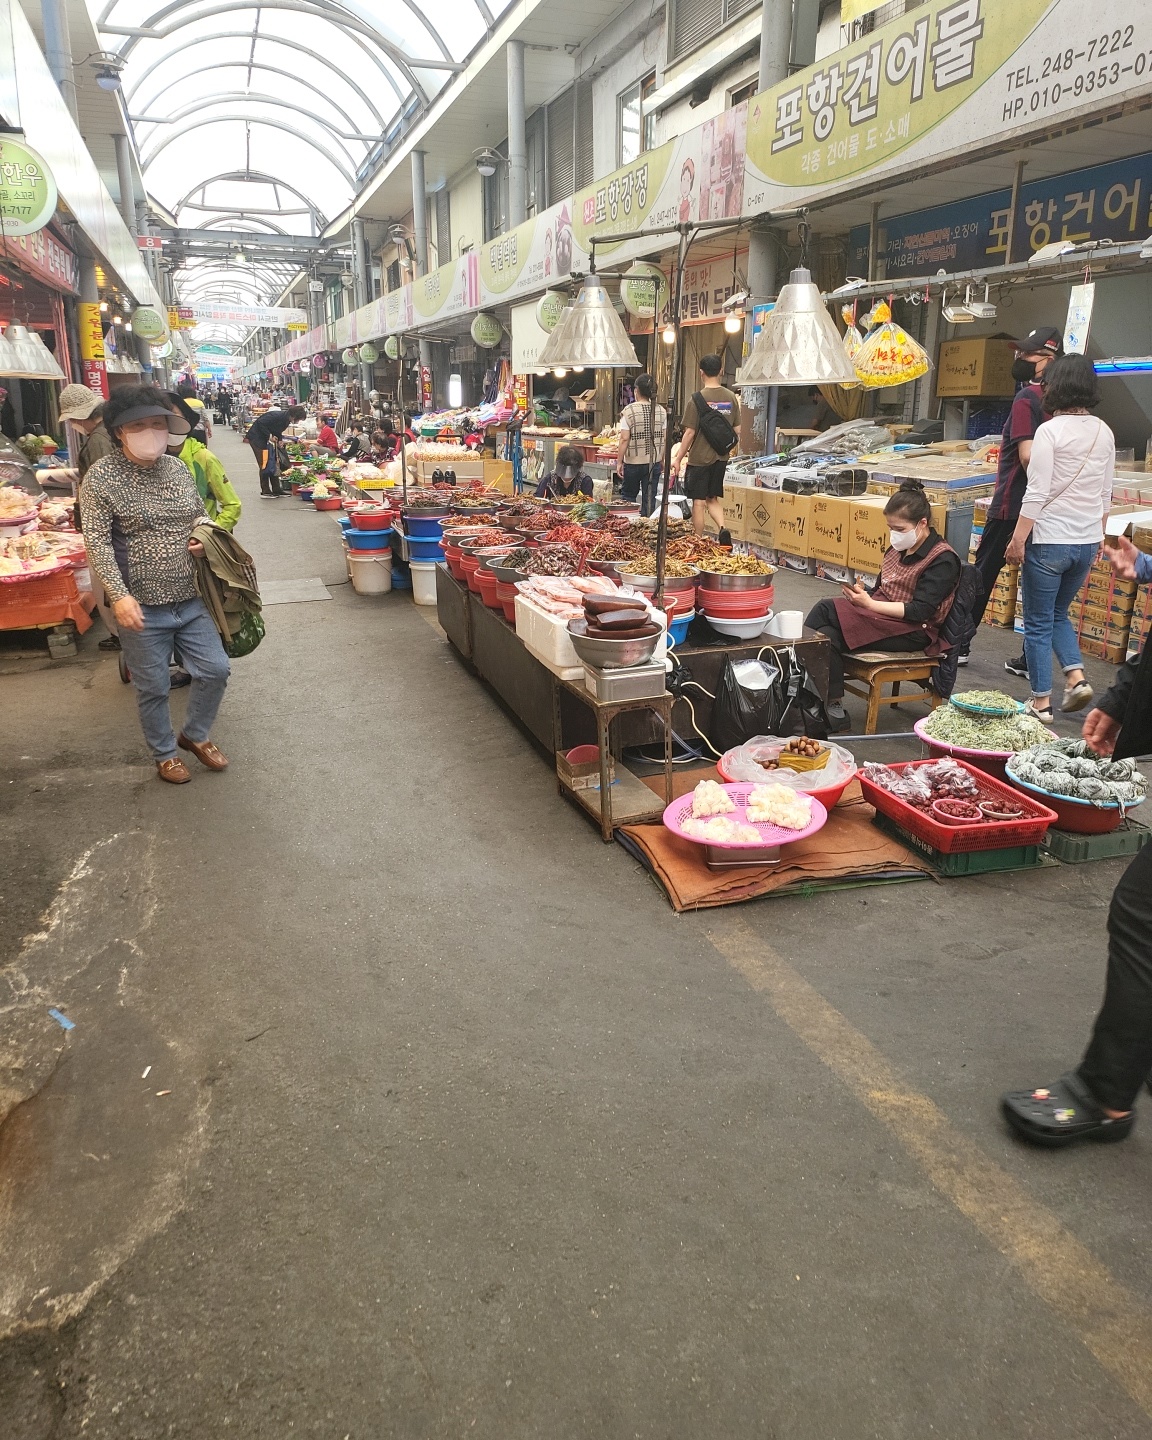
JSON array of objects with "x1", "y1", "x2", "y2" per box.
[
  {"x1": 547, "y1": 87, "x2": 575, "y2": 205},
  {"x1": 574, "y1": 76, "x2": 595, "y2": 191},
  {"x1": 672, "y1": 0, "x2": 723, "y2": 60}
]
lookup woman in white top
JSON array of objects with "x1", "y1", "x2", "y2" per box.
[
  {"x1": 616, "y1": 373, "x2": 667, "y2": 516},
  {"x1": 1006, "y1": 354, "x2": 1115, "y2": 721}
]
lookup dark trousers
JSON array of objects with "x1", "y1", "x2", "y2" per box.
[
  {"x1": 250, "y1": 441, "x2": 281, "y2": 495},
  {"x1": 805, "y1": 596, "x2": 929, "y2": 700},
  {"x1": 1077, "y1": 845, "x2": 1152, "y2": 1111},
  {"x1": 968, "y1": 516, "x2": 1016, "y2": 634},
  {"x1": 621, "y1": 462, "x2": 660, "y2": 516}
]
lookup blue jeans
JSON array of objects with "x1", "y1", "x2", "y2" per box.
[
  {"x1": 118, "y1": 597, "x2": 230, "y2": 761},
  {"x1": 620, "y1": 462, "x2": 661, "y2": 516},
  {"x1": 1021, "y1": 540, "x2": 1097, "y2": 697}
]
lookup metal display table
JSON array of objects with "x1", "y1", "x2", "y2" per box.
[{"x1": 551, "y1": 674, "x2": 674, "y2": 841}]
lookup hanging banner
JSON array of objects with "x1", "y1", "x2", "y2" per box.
[
  {"x1": 131, "y1": 306, "x2": 168, "y2": 343},
  {"x1": 0, "y1": 137, "x2": 57, "y2": 237},
  {"x1": 77, "y1": 301, "x2": 108, "y2": 398},
  {"x1": 420, "y1": 364, "x2": 433, "y2": 410},
  {"x1": 184, "y1": 303, "x2": 307, "y2": 327},
  {"x1": 511, "y1": 302, "x2": 553, "y2": 372},
  {"x1": 742, "y1": 0, "x2": 1152, "y2": 217},
  {"x1": 167, "y1": 306, "x2": 196, "y2": 330},
  {"x1": 1064, "y1": 283, "x2": 1095, "y2": 354},
  {"x1": 6, "y1": 227, "x2": 75, "y2": 292},
  {"x1": 847, "y1": 149, "x2": 1152, "y2": 277}
]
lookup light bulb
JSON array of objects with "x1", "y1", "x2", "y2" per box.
[
  {"x1": 113, "y1": 314, "x2": 122, "y2": 325},
  {"x1": 553, "y1": 367, "x2": 567, "y2": 377},
  {"x1": 662, "y1": 325, "x2": 676, "y2": 345},
  {"x1": 99, "y1": 301, "x2": 109, "y2": 313},
  {"x1": 724, "y1": 312, "x2": 743, "y2": 334},
  {"x1": 572, "y1": 365, "x2": 584, "y2": 373},
  {"x1": 125, "y1": 322, "x2": 133, "y2": 332}
]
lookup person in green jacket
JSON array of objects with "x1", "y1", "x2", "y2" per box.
[{"x1": 166, "y1": 394, "x2": 241, "y2": 530}]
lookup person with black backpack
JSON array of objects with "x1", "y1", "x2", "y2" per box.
[{"x1": 670, "y1": 354, "x2": 740, "y2": 540}]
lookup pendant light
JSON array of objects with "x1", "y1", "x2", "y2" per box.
[
  {"x1": 3, "y1": 324, "x2": 65, "y2": 380},
  {"x1": 736, "y1": 221, "x2": 857, "y2": 387},
  {"x1": 537, "y1": 270, "x2": 640, "y2": 370},
  {"x1": 0, "y1": 327, "x2": 24, "y2": 375}
]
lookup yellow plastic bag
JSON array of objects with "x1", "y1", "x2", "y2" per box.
[{"x1": 853, "y1": 320, "x2": 931, "y2": 389}]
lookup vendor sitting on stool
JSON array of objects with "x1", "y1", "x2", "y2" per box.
[
  {"x1": 805, "y1": 480, "x2": 961, "y2": 733},
  {"x1": 536, "y1": 444, "x2": 594, "y2": 500}
]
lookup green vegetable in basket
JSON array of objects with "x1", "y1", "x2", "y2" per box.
[{"x1": 922, "y1": 704, "x2": 1056, "y2": 752}]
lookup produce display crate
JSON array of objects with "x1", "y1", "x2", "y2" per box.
[
  {"x1": 0, "y1": 568, "x2": 92, "y2": 632},
  {"x1": 859, "y1": 759, "x2": 1058, "y2": 854},
  {"x1": 872, "y1": 812, "x2": 1048, "y2": 876},
  {"x1": 1043, "y1": 820, "x2": 1152, "y2": 864}
]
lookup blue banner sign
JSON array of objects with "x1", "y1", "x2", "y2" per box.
[{"x1": 848, "y1": 149, "x2": 1152, "y2": 277}]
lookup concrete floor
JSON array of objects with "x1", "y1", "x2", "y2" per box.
[{"x1": 2, "y1": 429, "x2": 1152, "y2": 1439}]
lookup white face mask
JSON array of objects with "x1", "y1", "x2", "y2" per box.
[
  {"x1": 889, "y1": 526, "x2": 920, "y2": 552},
  {"x1": 122, "y1": 428, "x2": 170, "y2": 465}
]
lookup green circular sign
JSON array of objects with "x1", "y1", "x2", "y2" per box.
[
  {"x1": 0, "y1": 140, "x2": 57, "y2": 237},
  {"x1": 536, "y1": 291, "x2": 567, "y2": 333},
  {"x1": 470, "y1": 312, "x2": 503, "y2": 348},
  {"x1": 132, "y1": 306, "x2": 168, "y2": 343},
  {"x1": 358, "y1": 342, "x2": 378, "y2": 364},
  {"x1": 620, "y1": 263, "x2": 667, "y2": 319},
  {"x1": 384, "y1": 336, "x2": 400, "y2": 360},
  {"x1": 341, "y1": 347, "x2": 357, "y2": 365}
]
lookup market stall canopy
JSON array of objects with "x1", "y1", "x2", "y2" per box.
[{"x1": 92, "y1": 0, "x2": 520, "y2": 347}]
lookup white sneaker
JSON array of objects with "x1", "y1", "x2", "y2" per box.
[
  {"x1": 1061, "y1": 680, "x2": 1094, "y2": 713},
  {"x1": 1025, "y1": 699, "x2": 1055, "y2": 724}
]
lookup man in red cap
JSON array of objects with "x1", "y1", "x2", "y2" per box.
[{"x1": 963, "y1": 326, "x2": 1063, "y2": 671}]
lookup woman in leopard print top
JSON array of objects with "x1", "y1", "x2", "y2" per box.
[{"x1": 81, "y1": 386, "x2": 233, "y2": 785}]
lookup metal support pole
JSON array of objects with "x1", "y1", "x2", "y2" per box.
[
  {"x1": 113, "y1": 134, "x2": 136, "y2": 235},
  {"x1": 654, "y1": 226, "x2": 692, "y2": 610},
  {"x1": 352, "y1": 215, "x2": 373, "y2": 399},
  {"x1": 411, "y1": 149, "x2": 434, "y2": 402},
  {"x1": 746, "y1": 220, "x2": 778, "y2": 459},
  {"x1": 1005, "y1": 159, "x2": 1026, "y2": 266},
  {"x1": 507, "y1": 39, "x2": 527, "y2": 229},
  {"x1": 758, "y1": 0, "x2": 793, "y2": 93},
  {"x1": 40, "y1": 0, "x2": 78, "y2": 122},
  {"x1": 867, "y1": 201, "x2": 880, "y2": 281}
]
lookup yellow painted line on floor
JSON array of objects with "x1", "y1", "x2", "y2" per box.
[{"x1": 706, "y1": 915, "x2": 1152, "y2": 1420}]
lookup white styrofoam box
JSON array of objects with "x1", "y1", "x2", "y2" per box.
[{"x1": 514, "y1": 592, "x2": 666, "y2": 680}]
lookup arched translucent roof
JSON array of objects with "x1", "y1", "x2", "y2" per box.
[{"x1": 92, "y1": 0, "x2": 515, "y2": 346}]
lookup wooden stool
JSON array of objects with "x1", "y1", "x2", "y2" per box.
[{"x1": 842, "y1": 651, "x2": 943, "y2": 734}]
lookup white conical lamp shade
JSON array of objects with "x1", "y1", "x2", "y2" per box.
[
  {"x1": 4, "y1": 324, "x2": 66, "y2": 380},
  {"x1": 0, "y1": 328, "x2": 25, "y2": 376},
  {"x1": 736, "y1": 268, "x2": 858, "y2": 387},
  {"x1": 537, "y1": 273, "x2": 640, "y2": 369}
]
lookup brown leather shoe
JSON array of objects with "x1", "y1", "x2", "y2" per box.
[
  {"x1": 178, "y1": 734, "x2": 229, "y2": 771},
  {"x1": 157, "y1": 757, "x2": 192, "y2": 784}
]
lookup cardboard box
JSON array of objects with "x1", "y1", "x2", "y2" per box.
[
  {"x1": 808, "y1": 495, "x2": 851, "y2": 565},
  {"x1": 1081, "y1": 637, "x2": 1129, "y2": 664},
  {"x1": 744, "y1": 489, "x2": 777, "y2": 551},
  {"x1": 721, "y1": 482, "x2": 753, "y2": 543},
  {"x1": 847, "y1": 495, "x2": 891, "y2": 573},
  {"x1": 773, "y1": 492, "x2": 811, "y2": 557},
  {"x1": 936, "y1": 337, "x2": 1016, "y2": 398}
]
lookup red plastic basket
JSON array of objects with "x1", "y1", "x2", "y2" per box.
[{"x1": 858, "y1": 759, "x2": 1058, "y2": 854}]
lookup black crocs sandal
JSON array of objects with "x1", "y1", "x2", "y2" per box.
[{"x1": 1001, "y1": 1073, "x2": 1134, "y2": 1148}]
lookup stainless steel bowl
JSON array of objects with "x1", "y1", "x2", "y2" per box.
[
  {"x1": 697, "y1": 568, "x2": 777, "y2": 591},
  {"x1": 620, "y1": 569, "x2": 698, "y2": 594},
  {"x1": 567, "y1": 619, "x2": 662, "y2": 669},
  {"x1": 487, "y1": 562, "x2": 529, "y2": 583},
  {"x1": 585, "y1": 558, "x2": 623, "y2": 578}
]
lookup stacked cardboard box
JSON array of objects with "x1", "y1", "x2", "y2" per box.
[
  {"x1": 1127, "y1": 584, "x2": 1151, "y2": 662},
  {"x1": 1066, "y1": 559, "x2": 1137, "y2": 665},
  {"x1": 967, "y1": 497, "x2": 1018, "y2": 627}
]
